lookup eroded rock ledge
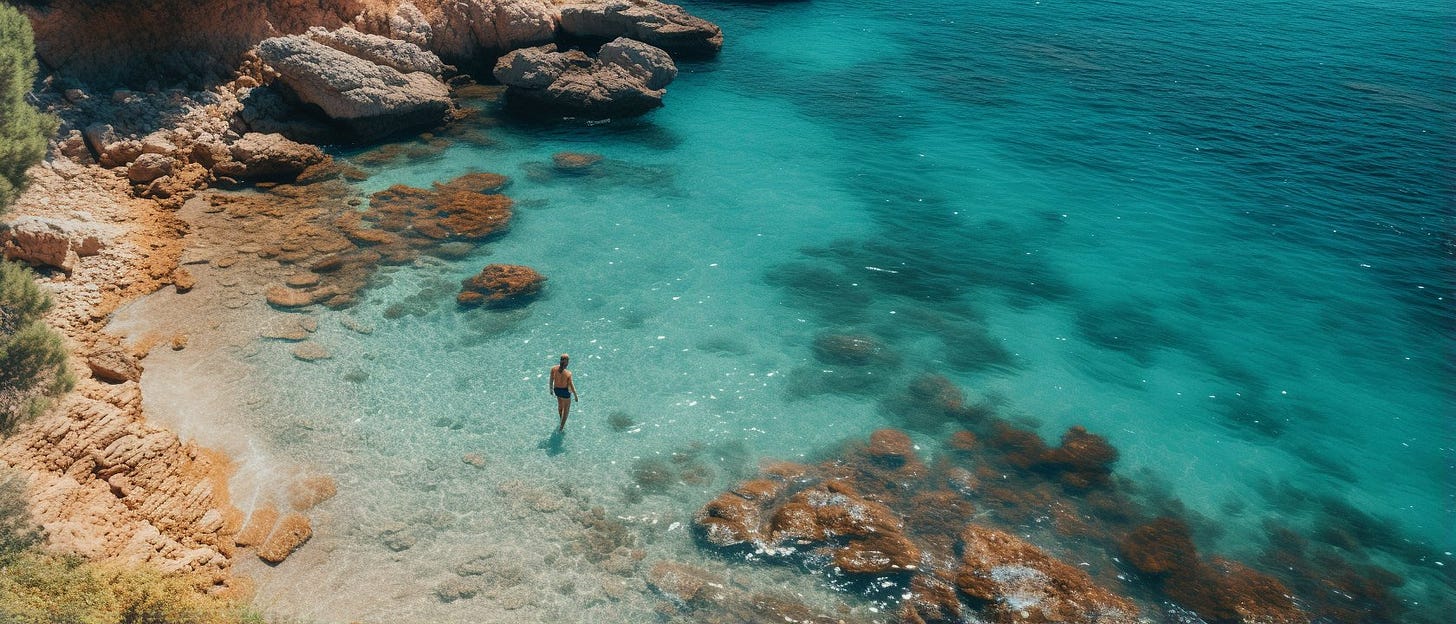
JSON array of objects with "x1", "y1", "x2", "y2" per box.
[{"x1": 22, "y1": 0, "x2": 722, "y2": 85}]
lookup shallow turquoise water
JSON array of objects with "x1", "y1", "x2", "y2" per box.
[{"x1": 162, "y1": 0, "x2": 1454, "y2": 620}]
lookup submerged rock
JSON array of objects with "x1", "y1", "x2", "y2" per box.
[
  {"x1": 457, "y1": 264, "x2": 545, "y2": 307},
  {"x1": 552, "y1": 151, "x2": 604, "y2": 172},
  {"x1": 257, "y1": 513, "x2": 313, "y2": 564},
  {"x1": 956, "y1": 525, "x2": 1139, "y2": 624}
]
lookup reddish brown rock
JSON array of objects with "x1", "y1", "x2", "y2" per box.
[
  {"x1": 266, "y1": 284, "x2": 317, "y2": 308},
  {"x1": 730, "y1": 478, "x2": 786, "y2": 501},
  {"x1": 948, "y1": 430, "x2": 978, "y2": 452},
  {"x1": 1122, "y1": 518, "x2": 1305, "y2": 623},
  {"x1": 902, "y1": 574, "x2": 962, "y2": 624},
  {"x1": 1040, "y1": 426, "x2": 1119, "y2": 489},
  {"x1": 437, "y1": 172, "x2": 509, "y2": 194},
  {"x1": 957, "y1": 525, "x2": 1139, "y2": 624},
  {"x1": 435, "y1": 190, "x2": 512, "y2": 240},
  {"x1": 552, "y1": 151, "x2": 602, "y2": 172},
  {"x1": 287, "y1": 475, "x2": 337, "y2": 511},
  {"x1": 1121, "y1": 517, "x2": 1197, "y2": 576},
  {"x1": 906, "y1": 490, "x2": 976, "y2": 554},
  {"x1": 284, "y1": 271, "x2": 321, "y2": 288},
  {"x1": 87, "y1": 345, "x2": 142, "y2": 383},
  {"x1": 695, "y1": 491, "x2": 762, "y2": 547},
  {"x1": 867, "y1": 428, "x2": 917, "y2": 466},
  {"x1": 236, "y1": 504, "x2": 280, "y2": 548},
  {"x1": 457, "y1": 264, "x2": 545, "y2": 307},
  {"x1": 257, "y1": 512, "x2": 312, "y2": 564},
  {"x1": 834, "y1": 531, "x2": 921, "y2": 575},
  {"x1": 768, "y1": 502, "x2": 824, "y2": 543},
  {"x1": 646, "y1": 561, "x2": 721, "y2": 605},
  {"x1": 987, "y1": 420, "x2": 1051, "y2": 469},
  {"x1": 365, "y1": 174, "x2": 512, "y2": 243},
  {"x1": 171, "y1": 267, "x2": 195, "y2": 293}
]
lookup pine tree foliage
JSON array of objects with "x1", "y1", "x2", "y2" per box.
[
  {"x1": 0, "y1": 261, "x2": 71, "y2": 434},
  {"x1": 0, "y1": 3, "x2": 55, "y2": 213}
]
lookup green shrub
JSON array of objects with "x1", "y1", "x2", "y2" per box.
[
  {"x1": 0, "y1": 468, "x2": 42, "y2": 560},
  {"x1": 3, "y1": 471, "x2": 265, "y2": 623},
  {"x1": 0, "y1": 261, "x2": 72, "y2": 434},
  {"x1": 0, "y1": 3, "x2": 55, "y2": 214},
  {"x1": 0, "y1": 550, "x2": 267, "y2": 624}
]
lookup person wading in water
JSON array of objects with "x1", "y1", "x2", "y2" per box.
[{"x1": 550, "y1": 353, "x2": 578, "y2": 432}]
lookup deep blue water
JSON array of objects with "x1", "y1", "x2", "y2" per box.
[{"x1": 152, "y1": 0, "x2": 1455, "y2": 621}]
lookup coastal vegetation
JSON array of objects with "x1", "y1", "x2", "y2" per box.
[
  {"x1": 0, "y1": 262, "x2": 72, "y2": 434},
  {"x1": 1, "y1": 2, "x2": 66, "y2": 435},
  {"x1": 0, "y1": 2, "x2": 54, "y2": 213},
  {"x1": 0, "y1": 474, "x2": 260, "y2": 624},
  {"x1": 2, "y1": 7, "x2": 259, "y2": 623}
]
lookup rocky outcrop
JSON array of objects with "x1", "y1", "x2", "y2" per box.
[
  {"x1": 306, "y1": 25, "x2": 447, "y2": 75},
  {"x1": 1120, "y1": 518, "x2": 1307, "y2": 624},
  {"x1": 86, "y1": 345, "x2": 143, "y2": 384},
  {"x1": 20, "y1": 0, "x2": 370, "y2": 85},
  {"x1": 406, "y1": 0, "x2": 559, "y2": 64},
  {"x1": 0, "y1": 380, "x2": 239, "y2": 584},
  {"x1": 457, "y1": 264, "x2": 545, "y2": 307},
  {"x1": 597, "y1": 37, "x2": 677, "y2": 90},
  {"x1": 558, "y1": 1, "x2": 723, "y2": 59},
  {"x1": 0, "y1": 215, "x2": 117, "y2": 274},
  {"x1": 493, "y1": 39, "x2": 677, "y2": 117},
  {"x1": 213, "y1": 132, "x2": 328, "y2": 181},
  {"x1": 957, "y1": 525, "x2": 1139, "y2": 624},
  {"x1": 691, "y1": 428, "x2": 1140, "y2": 624},
  {"x1": 22, "y1": 0, "x2": 721, "y2": 86},
  {"x1": 256, "y1": 32, "x2": 453, "y2": 139}
]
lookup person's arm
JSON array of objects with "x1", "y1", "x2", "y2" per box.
[
  {"x1": 548, "y1": 367, "x2": 554, "y2": 393},
  {"x1": 568, "y1": 375, "x2": 578, "y2": 401}
]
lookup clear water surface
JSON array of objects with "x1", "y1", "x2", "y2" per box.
[{"x1": 127, "y1": 0, "x2": 1454, "y2": 621}]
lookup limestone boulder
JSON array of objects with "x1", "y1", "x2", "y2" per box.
[
  {"x1": 0, "y1": 215, "x2": 116, "y2": 273},
  {"x1": 256, "y1": 34, "x2": 452, "y2": 138},
  {"x1": 126, "y1": 153, "x2": 174, "y2": 183},
  {"x1": 457, "y1": 264, "x2": 545, "y2": 307},
  {"x1": 386, "y1": 1, "x2": 433, "y2": 47},
  {"x1": 493, "y1": 41, "x2": 674, "y2": 118},
  {"x1": 216, "y1": 132, "x2": 327, "y2": 181},
  {"x1": 598, "y1": 36, "x2": 677, "y2": 90},
  {"x1": 87, "y1": 346, "x2": 143, "y2": 383},
  {"x1": 82, "y1": 123, "x2": 142, "y2": 168},
  {"x1": 493, "y1": 44, "x2": 575, "y2": 89},
  {"x1": 423, "y1": 0, "x2": 559, "y2": 62},
  {"x1": 306, "y1": 26, "x2": 446, "y2": 75},
  {"x1": 558, "y1": 0, "x2": 722, "y2": 59}
]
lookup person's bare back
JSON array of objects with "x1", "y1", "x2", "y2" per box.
[{"x1": 550, "y1": 354, "x2": 578, "y2": 431}]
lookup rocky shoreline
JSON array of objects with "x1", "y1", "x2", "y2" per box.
[
  {"x1": 1, "y1": 0, "x2": 725, "y2": 597},
  {"x1": 1, "y1": 2, "x2": 1433, "y2": 623}
]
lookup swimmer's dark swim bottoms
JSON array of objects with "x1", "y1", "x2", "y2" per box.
[{"x1": 554, "y1": 387, "x2": 571, "y2": 399}]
